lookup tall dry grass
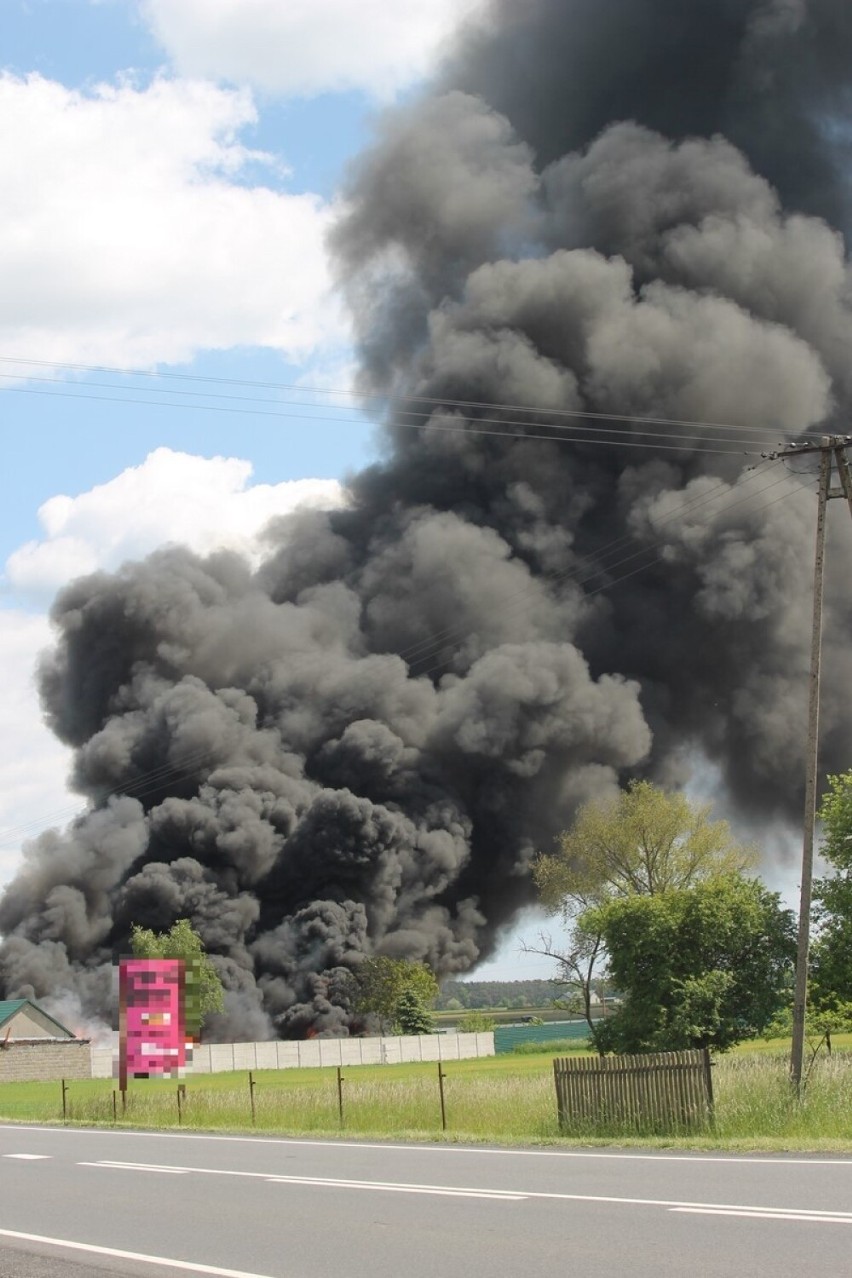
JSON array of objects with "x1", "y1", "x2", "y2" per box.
[{"x1": 3, "y1": 1047, "x2": 852, "y2": 1147}]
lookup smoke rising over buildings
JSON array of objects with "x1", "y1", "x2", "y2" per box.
[{"x1": 3, "y1": 0, "x2": 852, "y2": 1037}]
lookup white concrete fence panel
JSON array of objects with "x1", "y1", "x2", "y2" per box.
[{"x1": 90, "y1": 1031, "x2": 494, "y2": 1079}]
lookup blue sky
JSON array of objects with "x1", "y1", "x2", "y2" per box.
[
  {"x1": 0, "y1": 0, "x2": 380, "y2": 564},
  {"x1": 0, "y1": 0, "x2": 559, "y2": 980}
]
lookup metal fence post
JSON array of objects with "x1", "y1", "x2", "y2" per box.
[
  {"x1": 337, "y1": 1067, "x2": 345, "y2": 1128},
  {"x1": 437, "y1": 1062, "x2": 447, "y2": 1132},
  {"x1": 248, "y1": 1071, "x2": 256, "y2": 1126}
]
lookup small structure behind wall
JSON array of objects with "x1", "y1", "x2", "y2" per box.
[{"x1": 0, "y1": 998, "x2": 91, "y2": 1083}]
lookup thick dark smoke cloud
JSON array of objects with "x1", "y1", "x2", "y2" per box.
[{"x1": 3, "y1": 0, "x2": 852, "y2": 1037}]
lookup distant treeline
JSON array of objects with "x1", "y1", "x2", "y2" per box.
[{"x1": 436, "y1": 980, "x2": 563, "y2": 1010}]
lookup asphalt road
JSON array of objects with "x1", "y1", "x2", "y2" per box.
[{"x1": 1, "y1": 1124, "x2": 851, "y2": 1277}]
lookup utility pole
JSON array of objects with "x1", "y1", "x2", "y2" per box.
[{"x1": 765, "y1": 434, "x2": 852, "y2": 1093}]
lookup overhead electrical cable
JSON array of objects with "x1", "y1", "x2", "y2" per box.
[
  {"x1": 0, "y1": 354, "x2": 830, "y2": 440},
  {"x1": 397, "y1": 461, "x2": 785, "y2": 670},
  {"x1": 1, "y1": 384, "x2": 766, "y2": 457},
  {"x1": 406, "y1": 463, "x2": 799, "y2": 679}
]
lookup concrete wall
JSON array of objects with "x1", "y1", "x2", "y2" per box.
[
  {"x1": 0, "y1": 1039, "x2": 91, "y2": 1083},
  {"x1": 91, "y1": 1031, "x2": 494, "y2": 1079}
]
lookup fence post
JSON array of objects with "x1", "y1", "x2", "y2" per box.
[
  {"x1": 112, "y1": 1090, "x2": 117, "y2": 1124},
  {"x1": 702, "y1": 1047, "x2": 715, "y2": 1127},
  {"x1": 248, "y1": 1071, "x2": 256, "y2": 1126},
  {"x1": 553, "y1": 1058, "x2": 563, "y2": 1128},
  {"x1": 337, "y1": 1066, "x2": 345, "y2": 1128},
  {"x1": 177, "y1": 1084, "x2": 186, "y2": 1125},
  {"x1": 61, "y1": 1078, "x2": 68, "y2": 1124},
  {"x1": 437, "y1": 1062, "x2": 447, "y2": 1132}
]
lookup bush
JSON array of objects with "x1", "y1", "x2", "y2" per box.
[{"x1": 458, "y1": 1011, "x2": 496, "y2": 1032}]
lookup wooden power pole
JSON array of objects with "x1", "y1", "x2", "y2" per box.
[{"x1": 768, "y1": 435, "x2": 852, "y2": 1093}]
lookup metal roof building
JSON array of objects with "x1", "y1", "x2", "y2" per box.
[{"x1": 0, "y1": 998, "x2": 77, "y2": 1042}]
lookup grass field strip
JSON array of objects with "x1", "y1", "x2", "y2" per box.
[
  {"x1": 6, "y1": 1045, "x2": 852, "y2": 1146},
  {"x1": 76, "y1": 1158, "x2": 852, "y2": 1223}
]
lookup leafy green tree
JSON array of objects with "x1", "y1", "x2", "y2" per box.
[
  {"x1": 587, "y1": 875, "x2": 795, "y2": 1053},
  {"x1": 529, "y1": 782, "x2": 758, "y2": 1039},
  {"x1": 394, "y1": 988, "x2": 434, "y2": 1035},
  {"x1": 355, "y1": 956, "x2": 438, "y2": 1033},
  {"x1": 535, "y1": 780, "x2": 758, "y2": 909},
  {"x1": 130, "y1": 918, "x2": 224, "y2": 1040},
  {"x1": 811, "y1": 772, "x2": 852, "y2": 1010}
]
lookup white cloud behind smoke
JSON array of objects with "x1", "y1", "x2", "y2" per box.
[
  {"x1": 0, "y1": 448, "x2": 344, "y2": 888},
  {"x1": 6, "y1": 447, "x2": 343, "y2": 603},
  {"x1": 0, "y1": 611, "x2": 71, "y2": 889},
  {"x1": 140, "y1": 0, "x2": 486, "y2": 100}
]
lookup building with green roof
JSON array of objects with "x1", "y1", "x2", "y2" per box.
[{"x1": 0, "y1": 998, "x2": 77, "y2": 1041}]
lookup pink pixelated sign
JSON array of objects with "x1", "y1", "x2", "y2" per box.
[{"x1": 118, "y1": 958, "x2": 188, "y2": 1089}]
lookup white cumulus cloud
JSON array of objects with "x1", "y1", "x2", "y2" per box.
[
  {"x1": 140, "y1": 0, "x2": 485, "y2": 99},
  {"x1": 0, "y1": 611, "x2": 73, "y2": 889},
  {"x1": 5, "y1": 447, "x2": 344, "y2": 601},
  {"x1": 0, "y1": 73, "x2": 343, "y2": 369}
]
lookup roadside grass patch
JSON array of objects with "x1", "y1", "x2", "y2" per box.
[
  {"x1": 511, "y1": 1038, "x2": 591, "y2": 1055},
  {"x1": 2, "y1": 1039, "x2": 851, "y2": 1149}
]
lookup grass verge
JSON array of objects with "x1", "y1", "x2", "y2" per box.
[{"x1": 2, "y1": 1039, "x2": 851, "y2": 1151}]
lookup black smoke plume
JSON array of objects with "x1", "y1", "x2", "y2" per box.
[{"x1": 3, "y1": 0, "x2": 852, "y2": 1037}]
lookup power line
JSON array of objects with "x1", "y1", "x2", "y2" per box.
[
  {"x1": 399, "y1": 461, "x2": 785, "y2": 672},
  {"x1": 0, "y1": 369, "x2": 789, "y2": 449},
  {"x1": 408, "y1": 466, "x2": 806, "y2": 684},
  {"x1": 0, "y1": 353, "x2": 824, "y2": 441},
  {"x1": 1, "y1": 382, "x2": 763, "y2": 456}
]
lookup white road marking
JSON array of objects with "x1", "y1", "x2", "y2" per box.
[
  {"x1": 672, "y1": 1207, "x2": 852, "y2": 1225},
  {"x1": 79, "y1": 1160, "x2": 189, "y2": 1175},
  {"x1": 0, "y1": 1228, "x2": 280, "y2": 1278},
  {"x1": 266, "y1": 1177, "x2": 526, "y2": 1200},
  {"x1": 2, "y1": 1154, "x2": 50, "y2": 1160},
  {"x1": 3, "y1": 1123, "x2": 850, "y2": 1166},
  {"x1": 77, "y1": 1158, "x2": 852, "y2": 1223},
  {"x1": 81, "y1": 1160, "x2": 526, "y2": 1199}
]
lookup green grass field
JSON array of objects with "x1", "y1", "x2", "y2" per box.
[{"x1": 3, "y1": 1034, "x2": 852, "y2": 1150}]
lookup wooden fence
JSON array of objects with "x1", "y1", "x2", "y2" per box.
[{"x1": 553, "y1": 1049, "x2": 714, "y2": 1133}]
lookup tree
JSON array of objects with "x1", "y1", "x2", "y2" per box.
[
  {"x1": 355, "y1": 956, "x2": 438, "y2": 1033},
  {"x1": 130, "y1": 918, "x2": 224, "y2": 1040},
  {"x1": 394, "y1": 988, "x2": 434, "y2": 1035},
  {"x1": 521, "y1": 916, "x2": 604, "y2": 1037},
  {"x1": 810, "y1": 772, "x2": 852, "y2": 1011},
  {"x1": 535, "y1": 780, "x2": 758, "y2": 908},
  {"x1": 528, "y1": 782, "x2": 758, "y2": 1040},
  {"x1": 457, "y1": 1010, "x2": 496, "y2": 1032},
  {"x1": 586, "y1": 875, "x2": 796, "y2": 1054}
]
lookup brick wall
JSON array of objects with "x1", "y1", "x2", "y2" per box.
[{"x1": 0, "y1": 1039, "x2": 91, "y2": 1083}]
